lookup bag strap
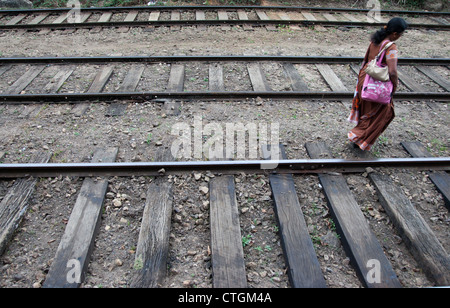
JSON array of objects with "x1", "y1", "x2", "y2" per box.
[
  {"x1": 375, "y1": 41, "x2": 394, "y2": 65},
  {"x1": 377, "y1": 41, "x2": 394, "y2": 59}
]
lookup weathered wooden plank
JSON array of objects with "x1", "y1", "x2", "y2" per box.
[
  {"x1": 237, "y1": 10, "x2": 253, "y2": 31},
  {"x1": 130, "y1": 179, "x2": 173, "y2": 287},
  {"x1": 87, "y1": 66, "x2": 114, "y2": 93},
  {"x1": 71, "y1": 103, "x2": 89, "y2": 117},
  {"x1": 283, "y1": 63, "x2": 310, "y2": 91},
  {"x1": 39, "y1": 14, "x2": 63, "y2": 34},
  {"x1": 416, "y1": 66, "x2": 450, "y2": 92},
  {"x1": 237, "y1": 10, "x2": 248, "y2": 20},
  {"x1": 28, "y1": 13, "x2": 49, "y2": 25},
  {"x1": 401, "y1": 141, "x2": 433, "y2": 158},
  {"x1": 0, "y1": 65, "x2": 12, "y2": 77},
  {"x1": 264, "y1": 144, "x2": 326, "y2": 288},
  {"x1": 316, "y1": 64, "x2": 348, "y2": 92},
  {"x1": 118, "y1": 10, "x2": 138, "y2": 32},
  {"x1": 43, "y1": 67, "x2": 74, "y2": 93},
  {"x1": 131, "y1": 151, "x2": 173, "y2": 289},
  {"x1": 149, "y1": 11, "x2": 160, "y2": 21},
  {"x1": 276, "y1": 11, "x2": 300, "y2": 30},
  {"x1": 156, "y1": 66, "x2": 183, "y2": 115},
  {"x1": 90, "y1": 12, "x2": 112, "y2": 33},
  {"x1": 118, "y1": 65, "x2": 144, "y2": 92},
  {"x1": 6, "y1": 14, "x2": 26, "y2": 25},
  {"x1": 0, "y1": 151, "x2": 52, "y2": 256},
  {"x1": 322, "y1": 13, "x2": 338, "y2": 21},
  {"x1": 350, "y1": 63, "x2": 361, "y2": 76},
  {"x1": 209, "y1": 63, "x2": 225, "y2": 92},
  {"x1": 210, "y1": 175, "x2": 247, "y2": 288},
  {"x1": 266, "y1": 11, "x2": 280, "y2": 20},
  {"x1": 63, "y1": 12, "x2": 91, "y2": 34},
  {"x1": 167, "y1": 64, "x2": 185, "y2": 92},
  {"x1": 426, "y1": 172, "x2": 450, "y2": 210},
  {"x1": 342, "y1": 13, "x2": 360, "y2": 22},
  {"x1": 301, "y1": 12, "x2": 317, "y2": 21},
  {"x1": 124, "y1": 10, "x2": 138, "y2": 22},
  {"x1": 72, "y1": 65, "x2": 113, "y2": 116},
  {"x1": 301, "y1": 11, "x2": 327, "y2": 31},
  {"x1": 5, "y1": 65, "x2": 45, "y2": 94},
  {"x1": 305, "y1": 142, "x2": 402, "y2": 288},
  {"x1": 98, "y1": 12, "x2": 113, "y2": 22},
  {"x1": 130, "y1": 149, "x2": 173, "y2": 287},
  {"x1": 401, "y1": 141, "x2": 450, "y2": 209},
  {"x1": 277, "y1": 12, "x2": 290, "y2": 20},
  {"x1": 195, "y1": 10, "x2": 206, "y2": 30},
  {"x1": 369, "y1": 173, "x2": 450, "y2": 286},
  {"x1": 43, "y1": 148, "x2": 118, "y2": 288},
  {"x1": 170, "y1": 11, "x2": 180, "y2": 30},
  {"x1": 397, "y1": 68, "x2": 426, "y2": 92},
  {"x1": 217, "y1": 10, "x2": 231, "y2": 31},
  {"x1": 164, "y1": 62, "x2": 183, "y2": 113},
  {"x1": 218, "y1": 10, "x2": 228, "y2": 20},
  {"x1": 366, "y1": 14, "x2": 383, "y2": 23},
  {"x1": 52, "y1": 13, "x2": 68, "y2": 24},
  {"x1": 171, "y1": 11, "x2": 180, "y2": 20},
  {"x1": 429, "y1": 17, "x2": 449, "y2": 26},
  {"x1": 247, "y1": 63, "x2": 271, "y2": 92},
  {"x1": 72, "y1": 12, "x2": 91, "y2": 24},
  {"x1": 143, "y1": 11, "x2": 160, "y2": 31},
  {"x1": 195, "y1": 10, "x2": 205, "y2": 20},
  {"x1": 256, "y1": 10, "x2": 276, "y2": 31}
]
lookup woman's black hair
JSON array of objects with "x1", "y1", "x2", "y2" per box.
[{"x1": 371, "y1": 17, "x2": 408, "y2": 44}]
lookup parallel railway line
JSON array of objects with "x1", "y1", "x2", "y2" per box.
[
  {"x1": 0, "y1": 156, "x2": 449, "y2": 178},
  {"x1": 0, "y1": 55, "x2": 449, "y2": 104},
  {"x1": 0, "y1": 142, "x2": 449, "y2": 287},
  {"x1": 0, "y1": 5, "x2": 449, "y2": 32}
]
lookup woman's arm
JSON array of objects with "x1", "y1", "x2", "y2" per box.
[{"x1": 386, "y1": 48, "x2": 399, "y2": 94}]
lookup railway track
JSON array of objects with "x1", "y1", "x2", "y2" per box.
[
  {"x1": 1, "y1": 5, "x2": 449, "y2": 289},
  {"x1": 0, "y1": 141, "x2": 449, "y2": 288},
  {"x1": 0, "y1": 56, "x2": 449, "y2": 105},
  {"x1": 0, "y1": 5, "x2": 449, "y2": 32}
]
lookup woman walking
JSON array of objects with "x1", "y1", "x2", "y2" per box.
[{"x1": 348, "y1": 17, "x2": 408, "y2": 151}]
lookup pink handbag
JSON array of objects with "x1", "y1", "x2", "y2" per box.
[{"x1": 361, "y1": 47, "x2": 393, "y2": 105}]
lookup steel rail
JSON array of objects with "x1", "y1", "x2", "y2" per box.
[
  {"x1": 0, "y1": 157, "x2": 448, "y2": 178},
  {"x1": 0, "y1": 91, "x2": 448, "y2": 103},
  {"x1": 0, "y1": 55, "x2": 448, "y2": 66},
  {"x1": 0, "y1": 19, "x2": 448, "y2": 31},
  {"x1": 0, "y1": 5, "x2": 449, "y2": 16}
]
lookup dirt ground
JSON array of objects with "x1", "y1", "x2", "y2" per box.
[{"x1": 0, "y1": 1, "x2": 449, "y2": 288}]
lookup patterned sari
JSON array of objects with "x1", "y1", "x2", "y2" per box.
[{"x1": 348, "y1": 39, "x2": 397, "y2": 151}]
